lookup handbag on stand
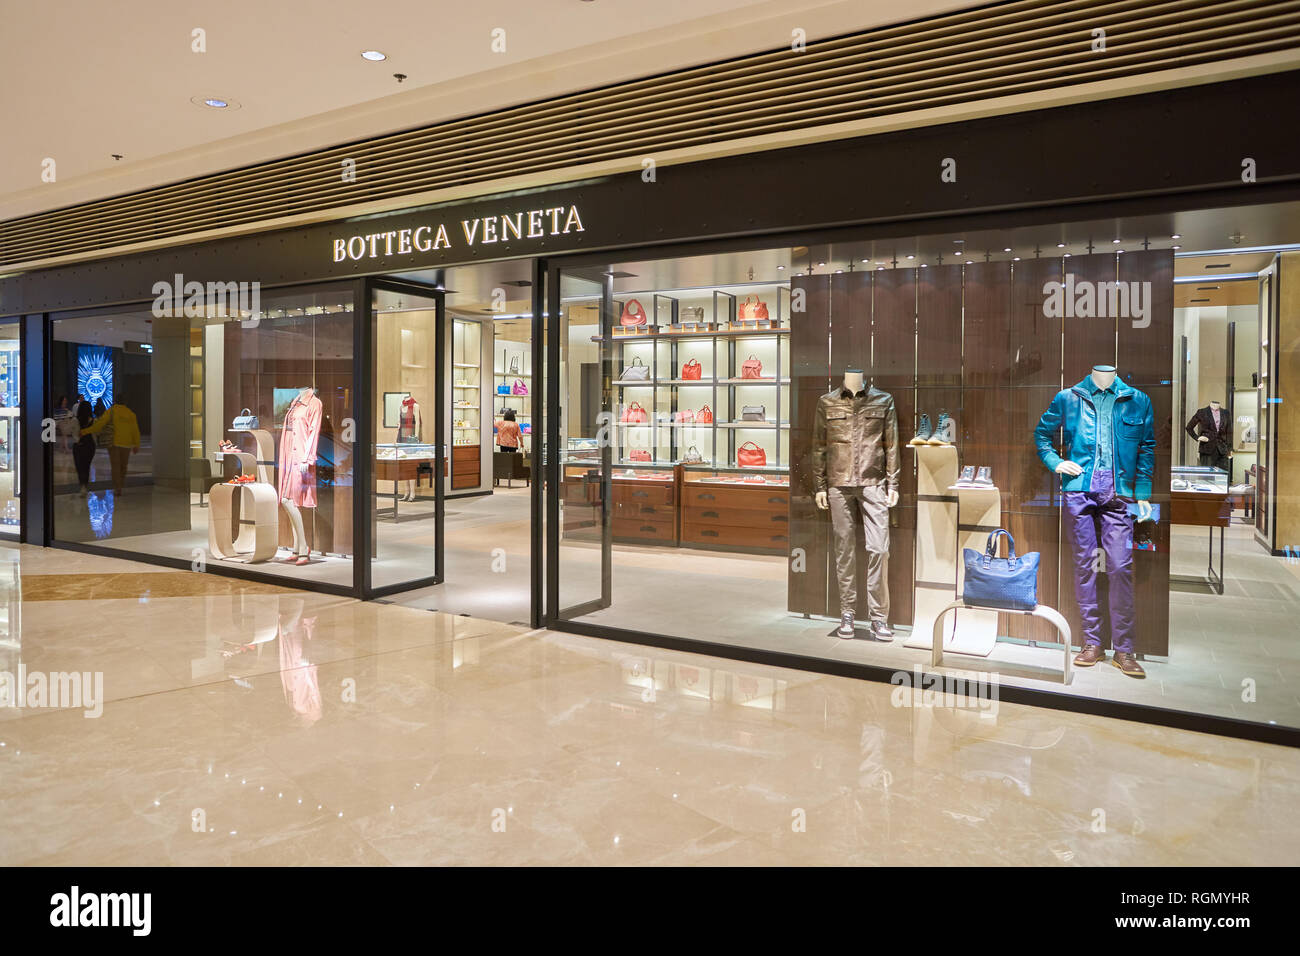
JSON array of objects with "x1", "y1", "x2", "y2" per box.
[
  {"x1": 619, "y1": 298, "x2": 649, "y2": 327},
  {"x1": 681, "y1": 359, "x2": 703, "y2": 380},
  {"x1": 232, "y1": 407, "x2": 259, "y2": 430},
  {"x1": 738, "y1": 295, "x2": 769, "y2": 320},
  {"x1": 737, "y1": 441, "x2": 767, "y2": 467},
  {"x1": 695, "y1": 404, "x2": 714, "y2": 424},
  {"x1": 620, "y1": 401, "x2": 649, "y2": 424},
  {"x1": 740, "y1": 355, "x2": 763, "y2": 379},
  {"x1": 961, "y1": 529, "x2": 1040, "y2": 611},
  {"x1": 619, "y1": 356, "x2": 651, "y2": 381},
  {"x1": 740, "y1": 404, "x2": 766, "y2": 422}
]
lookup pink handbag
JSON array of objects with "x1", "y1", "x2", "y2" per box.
[
  {"x1": 740, "y1": 355, "x2": 763, "y2": 379},
  {"x1": 628, "y1": 449, "x2": 652, "y2": 462},
  {"x1": 511, "y1": 378, "x2": 528, "y2": 395},
  {"x1": 620, "y1": 401, "x2": 648, "y2": 424},
  {"x1": 673, "y1": 409, "x2": 695, "y2": 423}
]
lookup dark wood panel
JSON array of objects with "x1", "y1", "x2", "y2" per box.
[
  {"x1": 917, "y1": 264, "x2": 962, "y2": 387},
  {"x1": 1118, "y1": 249, "x2": 1175, "y2": 390},
  {"x1": 958, "y1": 386, "x2": 1012, "y2": 512},
  {"x1": 961, "y1": 261, "x2": 1012, "y2": 387},
  {"x1": 870, "y1": 268, "x2": 914, "y2": 391},
  {"x1": 883, "y1": 504, "x2": 914, "y2": 626},
  {"x1": 1009, "y1": 257, "x2": 1062, "y2": 388},
  {"x1": 788, "y1": 274, "x2": 832, "y2": 616},
  {"x1": 1062, "y1": 252, "x2": 1118, "y2": 385},
  {"x1": 829, "y1": 271, "x2": 871, "y2": 375},
  {"x1": 1000, "y1": 510, "x2": 1061, "y2": 644},
  {"x1": 1009, "y1": 387, "x2": 1063, "y2": 509}
]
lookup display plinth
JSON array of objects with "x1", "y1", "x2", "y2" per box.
[
  {"x1": 229, "y1": 428, "x2": 276, "y2": 485},
  {"x1": 905, "y1": 445, "x2": 959, "y2": 650},
  {"x1": 932, "y1": 600, "x2": 1073, "y2": 685},
  {"x1": 945, "y1": 484, "x2": 1001, "y2": 657},
  {"x1": 209, "y1": 481, "x2": 279, "y2": 563}
]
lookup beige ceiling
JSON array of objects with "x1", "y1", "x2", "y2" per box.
[{"x1": 0, "y1": 0, "x2": 973, "y2": 223}]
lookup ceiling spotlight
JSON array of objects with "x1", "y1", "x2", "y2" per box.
[
  {"x1": 906, "y1": 254, "x2": 915, "y2": 260},
  {"x1": 1003, "y1": 247, "x2": 1011, "y2": 253},
  {"x1": 920, "y1": 263, "x2": 928, "y2": 268},
  {"x1": 1112, "y1": 238, "x2": 1122, "y2": 244},
  {"x1": 1171, "y1": 234, "x2": 1182, "y2": 239},
  {"x1": 191, "y1": 95, "x2": 240, "y2": 109},
  {"x1": 1117, "y1": 249, "x2": 1125, "y2": 254},
  {"x1": 1013, "y1": 256, "x2": 1021, "y2": 261},
  {"x1": 1056, "y1": 242, "x2": 1066, "y2": 248},
  {"x1": 818, "y1": 262, "x2": 826, "y2": 267},
  {"x1": 1063, "y1": 253, "x2": 1072, "y2": 257},
  {"x1": 776, "y1": 265, "x2": 785, "y2": 270},
  {"x1": 877, "y1": 266, "x2": 884, "y2": 271},
  {"x1": 965, "y1": 260, "x2": 973, "y2": 265},
  {"x1": 835, "y1": 269, "x2": 843, "y2": 274},
  {"x1": 203, "y1": 98, "x2": 228, "y2": 108},
  {"x1": 361, "y1": 50, "x2": 388, "y2": 61},
  {"x1": 1172, "y1": 245, "x2": 1181, "y2": 250}
]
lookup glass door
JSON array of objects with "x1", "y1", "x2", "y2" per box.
[
  {"x1": 548, "y1": 267, "x2": 612, "y2": 619},
  {"x1": 367, "y1": 279, "x2": 445, "y2": 595}
]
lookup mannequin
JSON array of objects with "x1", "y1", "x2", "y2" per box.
[
  {"x1": 1035, "y1": 363, "x2": 1156, "y2": 677},
  {"x1": 812, "y1": 368, "x2": 900, "y2": 641},
  {"x1": 278, "y1": 386, "x2": 323, "y2": 565},
  {"x1": 397, "y1": 396, "x2": 423, "y2": 501},
  {"x1": 1185, "y1": 399, "x2": 1232, "y2": 471}
]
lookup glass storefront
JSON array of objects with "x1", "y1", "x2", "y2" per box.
[
  {"x1": 0, "y1": 322, "x2": 19, "y2": 536},
  {"x1": 551, "y1": 200, "x2": 1300, "y2": 732}
]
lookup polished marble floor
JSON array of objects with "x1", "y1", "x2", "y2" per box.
[{"x1": 1, "y1": 542, "x2": 1296, "y2": 866}]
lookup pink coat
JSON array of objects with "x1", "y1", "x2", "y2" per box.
[{"x1": 278, "y1": 393, "x2": 323, "y2": 507}]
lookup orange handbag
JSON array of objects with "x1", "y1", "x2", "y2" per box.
[
  {"x1": 740, "y1": 354, "x2": 763, "y2": 379},
  {"x1": 695, "y1": 404, "x2": 714, "y2": 424},
  {"x1": 737, "y1": 441, "x2": 767, "y2": 467},
  {"x1": 619, "y1": 298, "x2": 648, "y2": 327},
  {"x1": 681, "y1": 359, "x2": 702, "y2": 380},
  {"x1": 621, "y1": 401, "x2": 649, "y2": 424},
  {"x1": 738, "y1": 295, "x2": 769, "y2": 320},
  {"x1": 628, "y1": 449, "x2": 652, "y2": 462}
]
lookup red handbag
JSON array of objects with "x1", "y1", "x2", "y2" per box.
[
  {"x1": 740, "y1": 354, "x2": 763, "y2": 379},
  {"x1": 628, "y1": 449, "x2": 651, "y2": 462},
  {"x1": 619, "y1": 298, "x2": 648, "y2": 327},
  {"x1": 621, "y1": 401, "x2": 648, "y2": 424},
  {"x1": 673, "y1": 409, "x2": 695, "y2": 423},
  {"x1": 738, "y1": 295, "x2": 769, "y2": 320},
  {"x1": 695, "y1": 404, "x2": 713, "y2": 424},
  {"x1": 737, "y1": 441, "x2": 767, "y2": 467},
  {"x1": 681, "y1": 359, "x2": 702, "y2": 380}
]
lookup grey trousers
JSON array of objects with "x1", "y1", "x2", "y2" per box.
[{"x1": 828, "y1": 485, "x2": 890, "y2": 621}]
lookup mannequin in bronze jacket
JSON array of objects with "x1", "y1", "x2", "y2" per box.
[{"x1": 1185, "y1": 401, "x2": 1232, "y2": 470}]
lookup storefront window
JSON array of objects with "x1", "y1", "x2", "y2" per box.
[
  {"x1": 553, "y1": 203, "x2": 1300, "y2": 731},
  {"x1": 0, "y1": 323, "x2": 19, "y2": 535},
  {"x1": 49, "y1": 285, "x2": 356, "y2": 587}
]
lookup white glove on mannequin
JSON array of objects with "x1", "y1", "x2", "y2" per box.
[
  {"x1": 1197, "y1": 435, "x2": 1209, "y2": 443},
  {"x1": 1056, "y1": 461, "x2": 1152, "y2": 521},
  {"x1": 816, "y1": 489, "x2": 899, "y2": 510}
]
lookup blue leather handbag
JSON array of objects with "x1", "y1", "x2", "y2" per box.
[{"x1": 962, "y1": 529, "x2": 1040, "y2": 611}]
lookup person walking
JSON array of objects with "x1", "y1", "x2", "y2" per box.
[
  {"x1": 495, "y1": 408, "x2": 522, "y2": 453},
  {"x1": 70, "y1": 394, "x2": 97, "y2": 494},
  {"x1": 81, "y1": 400, "x2": 140, "y2": 495}
]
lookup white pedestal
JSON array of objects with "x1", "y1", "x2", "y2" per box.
[
  {"x1": 209, "y1": 480, "x2": 279, "y2": 563},
  {"x1": 947, "y1": 485, "x2": 1001, "y2": 657},
  {"x1": 933, "y1": 601, "x2": 1074, "y2": 685},
  {"x1": 229, "y1": 428, "x2": 276, "y2": 486},
  {"x1": 906, "y1": 445, "x2": 958, "y2": 650}
]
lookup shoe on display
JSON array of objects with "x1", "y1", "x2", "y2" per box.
[
  {"x1": 1074, "y1": 643, "x2": 1106, "y2": 667},
  {"x1": 837, "y1": 610, "x2": 856, "y2": 639},
  {"x1": 872, "y1": 620, "x2": 894, "y2": 641},
  {"x1": 909, "y1": 413, "x2": 933, "y2": 445},
  {"x1": 972, "y1": 466, "x2": 993, "y2": 488},
  {"x1": 927, "y1": 410, "x2": 955, "y2": 445},
  {"x1": 1111, "y1": 652, "x2": 1147, "y2": 679},
  {"x1": 1171, "y1": 478, "x2": 1189, "y2": 490},
  {"x1": 954, "y1": 465, "x2": 976, "y2": 487}
]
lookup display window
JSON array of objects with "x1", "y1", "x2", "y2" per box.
[
  {"x1": 49, "y1": 285, "x2": 357, "y2": 587},
  {"x1": 550, "y1": 201, "x2": 1300, "y2": 731},
  {"x1": 0, "y1": 322, "x2": 19, "y2": 537}
]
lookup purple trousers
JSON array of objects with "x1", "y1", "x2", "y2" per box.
[{"x1": 1063, "y1": 475, "x2": 1136, "y2": 653}]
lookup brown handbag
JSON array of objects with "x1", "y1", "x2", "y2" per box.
[{"x1": 738, "y1": 295, "x2": 769, "y2": 320}]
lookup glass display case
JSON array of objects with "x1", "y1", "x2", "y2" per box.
[{"x1": 1171, "y1": 465, "x2": 1229, "y2": 493}]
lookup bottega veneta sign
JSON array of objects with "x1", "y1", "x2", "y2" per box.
[{"x1": 331, "y1": 203, "x2": 585, "y2": 262}]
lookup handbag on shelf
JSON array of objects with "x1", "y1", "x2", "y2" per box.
[
  {"x1": 681, "y1": 445, "x2": 704, "y2": 464},
  {"x1": 619, "y1": 356, "x2": 651, "y2": 381},
  {"x1": 620, "y1": 401, "x2": 649, "y2": 424},
  {"x1": 695, "y1": 404, "x2": 714, "y2": 424},
  {"x1": 511, "y1": 378, "x2": 528, "y2": 395},
  {"x1": 679, "y1": 306, "x2": 706, "y2": 322},
  {"x1": 962, "y1": 529, "x2": 1040, "y2": 612},
  {"x1": 740, "y1": 405, "x2": 766, "y2": 422},
  {"x1": 673, "y1": 409, "x2": 696, "y2": 424},
  {"x1": 619, "y1": 298, "x2": 649, "y2": 328},
  {"x1": 496, "y1": 383, "x2": 511, "y2": 395},
  {"x1": 737, "y1": 441, "x2": 767, "y2": 467},
  {"x1": 681, "y1": 359, "x2": 703, "y2": 381},
  {"x1": 628, "y1": 449, "x2": 652, "y2": 462},
  {"x1": 508, "y1": 355, "x2": 520, "y2": 374},
  {"x1": 738, "y1": 295, "x2": 769, "y2": 320},
  {"x1": 232, "y1": 407, "x2": 259, "y2": 430},
  {"x1": 740, "y1": 354, "x2": 763, "y2": 379}
]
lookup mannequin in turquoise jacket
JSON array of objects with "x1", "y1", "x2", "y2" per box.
[{"x1": 1034, "y1": 366, "x2": 1156, "y2": 519}]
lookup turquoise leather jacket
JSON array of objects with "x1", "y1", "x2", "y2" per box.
[{"x1": 1034, "y1": 375, "x2": 1156, "y2": 501}]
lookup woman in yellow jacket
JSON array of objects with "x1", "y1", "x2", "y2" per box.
[{"x1": 81, "y1": 401, "x2": 140, "y2": 495}]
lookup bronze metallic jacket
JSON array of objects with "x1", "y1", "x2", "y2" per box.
[{"x1": 812, "y1": 387, "x2": 900, "y2": 495}]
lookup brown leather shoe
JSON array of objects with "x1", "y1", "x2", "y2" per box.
[
  {"x1": 1074, "y1": 643, "x2": 1106, "y2": 667},
  {"x1": 1112, "y1": 652, "x2": 1146, "y2": 678}
]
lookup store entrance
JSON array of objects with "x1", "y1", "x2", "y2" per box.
[{"x1": 376, "y1": 261, "x2": 538, "y2": 625}]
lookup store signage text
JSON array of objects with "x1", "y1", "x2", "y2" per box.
[
  {"x1": 331, "y1": 204, "x2": 585, "y2": 262},
  {"x1": 1042, "y1": 273, "x2": 1152, "y2": 329}
]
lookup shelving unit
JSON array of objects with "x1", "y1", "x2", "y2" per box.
[
  {"x1": 451, "y1": 318, "x2": 481, "y2": 489},
  {"x1": 189, "y1": 339, "x2": 204, "y2": 457},
  {"x1": 493, "y1": 338, "x2": 532, "y2": 454},
  {"x1": 611, "y1": 282, "x2": 791, "y2": 468}
]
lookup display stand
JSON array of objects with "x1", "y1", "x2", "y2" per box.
[
  {"x1": 932, "y1": 601, "x2": 1074, "y2": 685},
  {"x1": 947, "y1": 483, "x2": 1001, "y2": 657},
  {"x1": 208, "y1": 481, "x2": 279, "y2": 563},
  {"x1": 228, "y1": 428, "x2": 276, "y2": 484},
  {"x1": 905, "y1": 445, "x2": 958, "y2": 650}
]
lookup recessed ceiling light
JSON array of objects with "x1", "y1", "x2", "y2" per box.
[
  {"x1": 1172, "y1": 245, "x2": 1181, "y2": 250},
  {"x1": 205, "y1": 98, "x2": 228, "y2": 108},
  {"x1": 920, "y1": 263, "x2": 928, "y2": 268},
  {"x1": 1063, "y1": 253, "x2": 1072, "y2": 257},
  {"x1": 1171, "y1": 234, "x2": 1182, "y2": 239},
  {"x1": 776, "y1": 265, "x2": 785, "y2": 270},
  {"x1": 818, "y1": 262, "x2": 825, "y2": 267},
  {"x1": 361, "y1": 50, "x2": 388, "y2": 61},
  {"x1": 1112, "y1": 238, "x2": 1122, "y2": 244},
  {"x1": 1056, "y1": 242, "x2": 1066, "y2": 248},
  {"x1": 1117, "y1": 249, "x2": 1125, "y2": 254},
  {"x1": 190, "y1": 95, "x2": 240, "y2": 110},
  {"x1": 965, "y1": 260, "x2": 973, "y2": 265},
  {"x1": 1013, "y1": 257, "x2": 1021, "y2": 261},
  {"x1": 906, "y1": 254, "x2": 915, "y2": 260},
  {"x1": 1003, "y1": 247, "x2": 1011, "y2": 253}
]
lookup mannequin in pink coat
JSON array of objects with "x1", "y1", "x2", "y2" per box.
[{"x1": 278, "y1": 387, "x2": 323, "y2": 564}]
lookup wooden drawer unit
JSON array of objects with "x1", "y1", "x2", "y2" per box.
[
  {"x1": 613, "y1": 481, "x2": 675, "y2": 507},
  {"x1": 451, "y1": 444, "x2": 480, "y2": 489},
  {"x1": 681, "y1": 480, "x2": 790, "y2": 553},
  {"x1": 613, "y1": 515, "x2": 676, "y2": 544},
  {"x1": 611, "y1": 477, "x2": 677, "y2": 544}
]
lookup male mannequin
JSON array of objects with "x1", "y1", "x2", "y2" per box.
[
  {"x1": 813, "y1": 368, "x2": 900, "y2": 641},
  {"x1": 1185, "y1": 400, "x2": 1232, "y2": 471},
  {"x1": 1035, "y1": 364, "x2": 1155, "y2": 678}
]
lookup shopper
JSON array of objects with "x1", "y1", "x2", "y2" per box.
[
  {"x1": 71, "y1": 395, "x2": 96, "y2": 494},
  {"x1": 495, "y1": 408, "x2": 522, "y2": 453},
  {"x1": 81, "y1": 400, "x2": 140, "y2": 495}
]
